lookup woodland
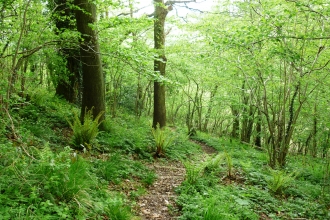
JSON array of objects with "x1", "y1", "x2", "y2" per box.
[{"x1": 0, "y1": 0, "x2": 330, "y2": 219}]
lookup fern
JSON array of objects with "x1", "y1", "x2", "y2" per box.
[
  {"x1": 224, "y1": 151, "x2": 233, "y2": 178},
  {"x1": 204, "y1": 153, "x2": 224, "y2": 172},
  {"x1": 266, "y1": 169, "x2": 297, "y2": 195},
  {"x1": 151, "y1": 123, "x2": 173, "y2": 157},
  {"x1": 184, "y1": 161, "x2": 205, "y2": 184},
  {"x1": 67, "y1": 108, "x2": 104, "y2": 150}
]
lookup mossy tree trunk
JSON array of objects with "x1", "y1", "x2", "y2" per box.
[
  {"x1": 231, "y1": 105, "x2": 240, "y2": 139},
  {"x1": 53, "y1": 0, "x2": 81, "y2": 104},
  {"x1": 74, "y1": 0, "x2": 105, "y2": 122},
  {"x1": 152, "y1": 0, "x2": 169, "y2": 128}
]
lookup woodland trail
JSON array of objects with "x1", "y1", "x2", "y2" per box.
[
  {"x1": 137, "y1": 161, "x2": 185, "y2": 219},
  {"x1": 137, "y1": 140, "x2": 217, "y2": 219}
]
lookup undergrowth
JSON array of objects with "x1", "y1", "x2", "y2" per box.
[
  {"x1": 0, "y1": 92, "x2": 156, "y2": 219},
  {"x1": 0, "y1": 144, "x2": 132, "y2": 219},
  {"x1": 177, "y1": 134, "x2": 330, "y2": 220},
  {"x1": 67, "y1": 108, "x2": 104, "y2": 151},
  {"x1": 2, "y1": 90, "x2": 330, "y2": 219}
]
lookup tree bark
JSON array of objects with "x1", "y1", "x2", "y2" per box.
[
  {"x1": 152, "y1": 0, "x2": 169, "y2": 128},
  {"x1": 255, "y1": 109, "x2": 262, "y2": 149},
  {"x1": 231, "y1": 105, "x2": 240, "y2": 139},
  {"x1": 311, "y1": 101, "x2": 317, "y2": 157},
  {"x1": 74, "y1": 0, "x2": 105, "y2": 122},
  {"x1": 203, "y1": 85, "x2": 218, "y2": 132},
  {"x1": 53, "y1": 0, "x2": 81, "y2": 104}
]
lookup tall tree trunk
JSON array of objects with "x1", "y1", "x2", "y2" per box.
[
  {"x1": 55, "y1": 54, "x2": 81, "y2": 103},
  {"x1": 53, "y1": 0, "x2": 81, "y2": 104},
  {"x1": 240, "y1": 79, "x2": 256, "y2": 143},
  {"x1": 311, "y1": 101, "x2": 317, "y2": 157},
  {"x1": 152, "y1": 0, "x2": 169, "y2": 128},
  {"x1": 241, "y1": 104, "x2": 255, "y2": 143},
  {"x1": 278, "y1": 83, "x2": 301, "y2": 167},
  {"x1": 74, "y1": 0, "x2": 105, "y2": 122},
  {"x1": 203, "y1": 85, "x2": 218, "y2": 132},
  {"x1": 231, "y1": 105, "x2": 240, "y2": 139},
  {"x1": 20, "y1": 58, "x2": 28, "y2": 98},
  {"x1": 196, "y1": 89, "x2": 203, "y2": 131},
  {"x1": 255, "y1": 108, "x2": 262, "y2": 149}
]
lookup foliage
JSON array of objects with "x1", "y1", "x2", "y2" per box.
[
  {"x1": 98, "y1": 114, "x2": 153, "y2": 159},
  {"x1": 14, "y1": 91, "x2": 74, "y2": 147},
  {"x1": 177, "y1": 184, "x2": 258, "y2": 220},
  {"x1": 224, "y1": 151, "x2": 233, "y2": 178},
  {"x1": 94, "y1": 153, "x2": 156, "y2": 186},
  {"x1": 177, "y1": 132, "x2": 330, "y2": 219},
  {"x1": 183, "y1": 161, "x2": 205, "y2": 185},
  {"x1": 166, "y1": 127, "x2": 202, "y2": 160},
  {"x1": 0, "y1": 144, "x2": 133, "y2": 219},
  {"x1": 151, "y1": 123, "x2": 174, "y2": 157},
  {"x1": 67, "y1": 108, "x2": 104, "y2": 151},
  {"x1": 266, "y1": 169, "x2": 297, "y2": 195},
  {"x1": 204, "y1": 153, "x2": 224, "y2": 172},
  {"x1": 2, "y1": 0, "x2": 330, "y2": 218}
]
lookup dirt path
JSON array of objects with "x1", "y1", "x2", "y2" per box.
[
  {"x1": 137, "y1": 161, "x2": 185, "y2": 219},
  {"x1": 137, "y1": 141, "x2": 217, "y2": 219}
]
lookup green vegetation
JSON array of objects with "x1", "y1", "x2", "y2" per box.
[
  {"x1": 1, "y1": 88, "x2": 330, "y2": 219},
  {"x1": 67, "y1": 108, "x2": 104, "y2": 151},
  {"x1": 176, "y1": 135, "x2": 330, "y2": 219},
  {"x1": 151, "y1": 123, "x2": 174, "y2": 157},
  {"x1": 0, "y1": 95, "x2": 154, "y2": 219},
  {"x1": 1, "y1": 0, "x2": 330, "y2": 219}
]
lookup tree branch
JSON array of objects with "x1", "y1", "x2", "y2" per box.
[{"x1": 165, "y1": 0, "x2": 196, "y2": 5}]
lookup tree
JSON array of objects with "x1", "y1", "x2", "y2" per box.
[
  {"x1": 192, "y1": 0, "x2": 330, "y2": 167},
  {"x1": 52, "y1": 0, "x2": 81, "y2": 104},
  {"x1": 74, "y1": 0, "x2": 105, "y2": 122},
  {"x1": 152, "y1": 0, "x2": 169, "y2": 128},
  {"x1": 152, "y1": 0, "x2": 197, "y2": 129}
]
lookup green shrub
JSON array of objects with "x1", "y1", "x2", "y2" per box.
[
  {"x1": 141, "y1": 171, "x2": 157, "y2": 187},
  {"x1": 0, "y1": 144, "x2": 135, "y2": 219},
  {"x1": 225, "y1": 151, "x2": 233, "y2": 178},
  {"x1": 206, "y1": 154, "x2": 224, "y2": 169},
  {"x1": 151, "y1": 124, "x2": 174, "y2": 157},
  {"x1": 266, "y1": 169, "x2": 297, "y2": 195},
  {"x1": 97, "y1": 116, "x2": 153, "y2": 159},
  {"x1": 68, "y1": 109, "x2": 103, "y2": 150},
  {"x1": 0, "y1": 145, "x2": 89, "y2": 218},
  {"x1": 105, "y1": 196, "x2": 132, "y2": 220},
  {"x1": 203, "y1": 198, "x2": 238, "y2": 220},
  {"x1": 166, "y1": 129, "x2": 201, "y2": 160},
  {"x1": 184, "y1": 161, "x2": 205, "y2": 184},
  {"x1": 94, "y1": 153, "x2": 156, "y2": 186}
]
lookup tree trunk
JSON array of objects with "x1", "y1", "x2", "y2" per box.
[
  {"x1": 196, "y1": 89, "x2": 203, "y2": 131},
  {"x1": 74, "y1": 0, "x2": 105, "y2": 122},
  {"x1": 152, "y1": 0, "x2": 169, "y2": 128},
  {"x1": 311, "y1": 102, "x2": 317, "y2": 157},
  {"x1": 53, "y1": 0, "x2": 81, "y2": 103},
  {"x1": 255, "y1": 109, "x2": 262, "y2": 149},
  {"x1": 203, "y1": 85, "x2": 218, "y2": 132},
  {"x1": 55, "y1": 54, "x2": 81, "y2": 103},
  {"x1": 231, "y1": 105, "x2": 240, "y2": 139}
]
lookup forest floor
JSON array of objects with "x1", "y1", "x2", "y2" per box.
[
  {"x1": 138, "y1": 141, "x2": 217, "y2": 219},
  {"x1": 2, "y1": 94, "x2": 329, "y2": 219}
]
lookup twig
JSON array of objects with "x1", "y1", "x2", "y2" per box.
[{"x1": 3, "y1": 107, "x2": 36, "y2": 160}]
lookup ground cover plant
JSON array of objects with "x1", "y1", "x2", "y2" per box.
[
  {"x1": 1, "y1": 90, "x2": 330, "y2": 219},
  {"x1": 0, "y1": 94, "x2": 158, "y2": 219},
  {"x1": 2, "y1": 0, "x2": 330, "y2": 218},
  {"x1": 177, "y1": 134, "x2": 330, "y2": 219}
]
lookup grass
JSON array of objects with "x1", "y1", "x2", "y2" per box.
[
  {"x1": 177, "y1": 134, "x2": 330, "y2": 220},
  {"x1": 2, "y1": 90, "x2": 330, "y2": 219}
]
